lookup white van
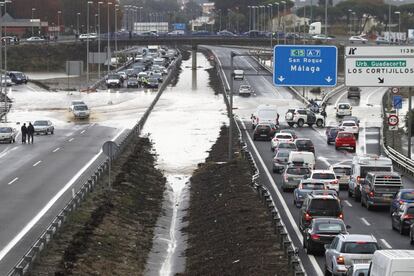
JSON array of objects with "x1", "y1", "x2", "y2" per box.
[
  {"x1": 233, "y1": 69, "x2": 244, "y2": 80},
  {"x1": 288, "y1": 151, "x2": 315, "y2": 170},
  {"x1": 251, "y1": 104, "x2": 279, "y2": 129},
  {"x1": 369, "y1": 250, "x2": 414, "y2": 276}
]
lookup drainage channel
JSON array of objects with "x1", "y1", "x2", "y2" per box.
[{"x1": 143, "y1": 51, "x2": 228, "y2": 276}]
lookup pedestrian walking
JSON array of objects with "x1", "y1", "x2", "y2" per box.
[
  {"x1": 21, "y1": 123, "x2": 27, "y2": 144},
  {"x1": 321, "y1": 109, "x2": 327, "y2": 127},
  {"x1": 27, "y1": 122, "x2": 35, "y2": 144}
]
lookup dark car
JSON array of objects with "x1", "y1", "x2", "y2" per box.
[
  {"x1": 303, "y1": 218, "x2": 348, "y2": 255},
  {"x1": 126, "y1": 77, "x2": 139, "y2": 88},
  {"x1": 347, "y1": 86, "x2": 361, "y2": 99},
  {"x1": 295, "y1": 138, "x2": 315, "y2": 153},
  {"x1": 326, "y1": 127, "x2": 341, "y2": 145},
  {"x1": 391, "y1": 189, "x2": 414, "y2": 215},
  {"x1": 299, "y1": 194, "x2": 343, "y2": 231},
  {"x1": 253, "y1": 123, "x2": 278, "y2": 141},
  {"x1": 293, "y1": 180, "x2": 326, "y2": 208},
  {"x1": 392, "y1": 203, "x2": 414, "y2": 235},
  {"x1": 146, "y1": 78, "x2": 159, "y2": 89},
  {"x1": 8, "y1": 71, "x2": 28, "y2": 84},
  {"x1": 272, "y1": 149, "x2": 290, "y2": 173}
]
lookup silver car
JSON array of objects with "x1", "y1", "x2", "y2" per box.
[
  {"x1": 324, "y1": 234, "x2": 379, "y2": 276},
  {"x1": 281, "y1": 164, "x2": 311, "y2": 192},
  {"x1": 33, "y1": 120, "x2": 54, "y2": 135}
]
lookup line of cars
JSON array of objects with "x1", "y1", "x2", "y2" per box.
[{"x1": 105, "y1": 47, "x2": 175, "y2": 89}]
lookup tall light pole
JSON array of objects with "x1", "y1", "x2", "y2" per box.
[
  {"x1": 86, "y1": 1, "x2": 92, "y2": 86},
  {"x1": 139, "y1": 7, "x2": 143, "y2": 22},
  {"x1": 107, "y1": 2, "x2": 112, "y2": 74},
  {"x1": 348, "y1": 9, "x2": 352, "y2": 35},
  {"x1": 275, "y1": 2, "x2": 279, "y2": 45},
  {"x1": 388, "y1": 1, "x2": 392, "y2": 45},
  {"x1": 395, "y1": 11, "x2": 401, "y2": 44},
  {"x1": 281, "y1": 1, "x2": 286, "y2": 44},
  {"x1": 324, "y1": 0, "x2": 328, "y2": 37},
  {"x1": 269, "y1": 4, "x2": 273, "y2": 49},
  {"x1": 115, "y1": 4, "x2": 119, "y2": 65},
  {"x1": 31, "y1": 8, "x2": 36, "y2": 36},
  {"x1": 248, "y1": 6, "x2": 251, "y2": 32},
  {"x1": 77, "y1": 12, "x2": 80, "y2": 38},
  {"x1": 98, "y1": 2, "x2": 103, "y2": 78},
  {"x1": 57, "y1": 10, "x2": 62, "y2": 39}
]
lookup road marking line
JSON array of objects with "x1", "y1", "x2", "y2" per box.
[
  {"x1": 380, "y1": 239, "x2": 392, "y2": 249},
  {"x1": 68, "y1": 138, "x2": 74, "y2": 142},
  {"x1": 363, "y1": 123, "x2": 367, "y2": 155},
  {"x1": 365, "y1": 87, "x2": 383, "y2": 106},
  {"x1": 240, "y1": 120, "x2": 322, "y2": 276},
  {"x1": 344, "y1": 200, "x2": 352, "y2": 207},
  {"x1": 361, "y1": 218, "x2": 371, "y2": 226},
  {"x1": 52, "y1": 147, "x2": 60, "y2": 153},
  {"x1": 0, "y1": 128, "x2": 126, "y2": 261},
  {"x1": 33, "y1": 160, "x2": 42, "y2": 167},
  {"x1": 317, "y1": 156, "x2": 331, "y2": 168},
  {"x1": 334, "y1": 89, "x2": 348, "y2": 107},
  {"x1": 80, "y1": 130, "x2": 85, "y2": 134},
  {"x1": 8, "y1": 177, "x2": 18, "y2": 185}
]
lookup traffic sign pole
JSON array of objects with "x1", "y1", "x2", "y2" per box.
[{"x1": 409, "y1": 87, "x2": 412, "y2": 158}]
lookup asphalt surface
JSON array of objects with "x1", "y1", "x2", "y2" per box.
[{"x1": 212, "y1": 45, "x2": 414, "y2": 275}]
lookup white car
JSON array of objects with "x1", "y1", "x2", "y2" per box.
[
  {"x1": 1, "y1": 75, "x2": 13, "y2": 86},
  {"x1": 339, "y1": 120, "x2": 359, "y2": 139},
  {"x1": 312, "y1": 34, "x2": 333, "y2": 40},
  {"x1": 335, "y1": 103, "x2": 352, "y2": 117},
  {"x1": 33, "y1": 120, "x2": 54, "y2": 135},
  {"x1": 309, "y1": 170, "x2": 339, "y2": 191},
  {"x1": 233, "y1": 69, "x2": 244, "y2": 80},
  {"x1": 79, "y1": 33, "x2": 98, "y2": 41},
  {"x1": 26, "y1": 36, "x2": 45, "y2": 42},
  {"x1": 72, "y1": 104, "x2": 90, "y2": 119},
  {"x1": 69, "y1": 100, "x2": 85, "y2": 111},
  {"x1": 0, "y1": 126, "x2": 17, "y2": 143},
  {"x1": 271, "y1": 132, "x2": 294, "y2": 151},
  {"x1": 238, "y1": 84, "x2": 253, "y2": 96},
  {"x1": 349, "y1": 35, "x2": 368, "y2": 43}
]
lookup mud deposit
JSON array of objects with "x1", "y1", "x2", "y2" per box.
[
  {"x1": 180, "y1": 126, "x2": 291, "y2": 276},
  {"x1": 28, "y1": 137, "x2": 165, "y2": 275}
]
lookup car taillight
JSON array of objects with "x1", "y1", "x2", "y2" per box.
[
  {"x1": 305, "y1": 212, "x2": 312, "y2": 221},
  {"x1": 338, "y1": 213, "x2": 344, "y2": 220},
  {"x1": 369, "y1": 191, "x2": 374, "y2": 197},
  {"x1": 330, "y1": 179, "x2": 338, "y2": 184},
  {"x1": 337, "y1": 256, "x2": 345, "y2": 265},
  {"x1": 284, "y1": 175, "x2": 288, "y2": 182},
  {"x1": 403, "y1": 214, "x2": 414, "y2": 220},
  {"x1": 311, "y1": 234, "x2": 320, "y2": 240}
]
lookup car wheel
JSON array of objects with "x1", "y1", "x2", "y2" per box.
[
  {"x1": 355, "y1": 192, "x2": 361, "y2": 202},
  {"x1": 316, "y1": 119, "x2": 323, "y2": 127},
  {"x1": 327, "y1": 140, "x2": 330, "y2": 145},
  {"x1": 297, "y1": 119, "x2": 304, "y2": 127},
  {"x1": 348, "y1": 189, "x2": 352, "y2": 198},
  {"x1": 282, "y1": 187, "x2": 288, "y2": 192},
  {"x1": 351, "y1": 147, "x2": 356, "y2": 153},
  {"x1": 361, "y1": 196, "x2": 365, "y2": 207},
  {"x1": 335, "y1": 146, "x2": 339, "y2": 150},
  {"x1": 400, "y1": 223, "x2": 406, "y2": 235},
  {"x1": 253, "y1": 136, "x2": 256, "y2": 141},
  {"x1": 355, "y1": 134, "x2": 359, "y2": 140},
  {"x1": 271, "y1": 147, "x2": 274, "y2": 152},
  {"x1": 9, "y1": 139, "x2": 12, "y2": 144},
  {"x1": 51, "y1": 130, "x2": 54, "y2": 134},
  {"x1": 366, "y1": 201, "x2": 372, "y2": 211},
  {"x1": 307, "y1": 241, "x2": 315, "y2": 255},
  {"x1": 410, "y1": 230, "x2": 414, "y2": 245},
  {"x1": 303, "y1": 237, "x2": 307, "y2": 249},
  {"x1": 324, "y1": 264, "x2": 331, "y2": 276}
]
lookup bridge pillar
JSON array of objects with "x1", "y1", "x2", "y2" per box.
[{"x1": 192, "y1": 44, "x2": 197, "y2": 70}]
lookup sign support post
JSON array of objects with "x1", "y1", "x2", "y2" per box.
[{"x1": 409, "y1": 87, "x2": 412, "y2": 159}]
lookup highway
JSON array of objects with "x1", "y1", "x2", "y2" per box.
[{"x1": 212, "y1": 45, "x2": 414, "y2": 275}]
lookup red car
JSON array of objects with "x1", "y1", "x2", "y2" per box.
[{"x1": 335, "y1": 131, "x2": 356, "y2": 152}]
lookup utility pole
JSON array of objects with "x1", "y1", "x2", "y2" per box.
[
  {"x1": 86, "y1": 1, "x2": 92, "y2": 87},
  {"x1": 325, "y1": 0, "x2": 328, "y2": 37},
  {"x1": 98, "y1": 2, "x2": 103, "y2": 79},
  {"x1": 107, "y1": 2, "x2": 112, "y2": 74},
  {"x1": 115, "y1": 4, "x2": 119, "y2": 66},
  {"x1": 408, "y1": 87, "x2": 413, "y2": 159},
  {"x1": 229, "y1": 52, "x2": 234, "y2": 160}
]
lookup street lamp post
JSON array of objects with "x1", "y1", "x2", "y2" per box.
[
  {"x1": 325, "y1": 0, "x2": 328, "y2": 37},
  {"x1": 281, "y1": 1, "x2": 286, "y2": 44},
  {"x1": 86, "y1": 1, "x2": 92, "y2": 87},
  {"x1": 98, "y1": 2, "x2": 103, "y2": 79},
  {"x1": 57, "y1": 10, "x2": 62, "y2": 39},
  {"x1": 348, "y1": 9, "x2": 352, "y2": 35},
  {"x1": 395, "y1": 11, "x2": 401, "y2": 44},
  {"x1": 269, "y1": 4, "x2": 273, "y2": 49},
  {"x1": 139, "y1": 7, "x2": 143, "y2": 22},
  {"x1": 77, "y1": 12, "x2": 80, "y2": 39},
  {"x1": 275, "y1": 3, "x2": 279, "y2": 45},
  {"x1": 115, "y1": 4, "x2": 119, "y2": 66},
  {"x1": 388, "y1": 1, "x2": 392, "y2": 45},
  {"x1": 248, "y1": 6, "x2": 251, "y2": 32},
  {"x1": 107, "y1": 2, "x2": 112, "y2": 74},
  {"x1": 31, "y1": 8, "x2": 36, "y2": 36}
]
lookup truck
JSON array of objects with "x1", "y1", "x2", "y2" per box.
[
  {"x1": 308, "y1": 22, "x2": 321, "y2": 35},
  {"x1": 369, "y1": 250, "x2": 414, "y2": 276}
]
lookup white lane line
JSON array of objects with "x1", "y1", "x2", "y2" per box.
[
  {"x1": 240, "y1": 120, "x2": 322, "y2": 276},
  {"x1": 363, "y1": 123, "x2": 367, "y2": 154},
  {"x1": 380, "y1": 239, "x2": 392, "y2": 249},
  {"x1": 344, "y1": 200, "x2": 352, "y2": 207},
  {"x1": 52, "y1": 147, "x2": 60, "y2": 153},
  {"x1": 8, "y1": 177, "x2": 18, "y2": 185},
  {"x1": 32, "y1": 160, "x2": 42, "y2": 167},
  {"x1": 365, "y1": 131, "x2": 379, "y2": 135},
  {"x1": 334, "y1": 90, "x2": 348, "y2": 107},
  {"x1": 361, "y1": 218, "x2": 371, "y2": 226},
  {"x1": 364, "y1": 87, "x2": 383, "y2": 106},
  {"x1": 0, "y1": 128, "x2": 126, "y2": 261},
  {"x1": 68, "y1": 138, "x2": 74, "y2": 142},
  {"x1": 0, "y1": 146, "x2": 19, "y2": 159},
  {"x1": 80, "y1": 130, "x2": 86, "y2": 134}
]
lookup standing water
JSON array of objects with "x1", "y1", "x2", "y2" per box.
[{"x1": 143, "y1": 52, "x2": 227, "y2": 275}]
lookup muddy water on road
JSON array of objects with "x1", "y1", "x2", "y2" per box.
[{"x1": 143, "y1": 52, "x2": 227, "y2": 276}]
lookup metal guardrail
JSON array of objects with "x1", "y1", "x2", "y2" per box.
[
  {"x1": 209, "y1": 48, "x2": 306, "y2": 276},
  {"x1": 6, "y1": 53, "x2": 182, "y2": 276}
]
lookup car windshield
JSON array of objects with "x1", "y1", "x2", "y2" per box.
[
  {"x1": 108, "y1": 75, "x2": 120, "y2": 80},
  {"x1": 240, "y1": 85, "x2": 250, "y2": 89},
  {"x1": 149, "y1": 78, "x2": 158, "y2": 82},
  {"x1": 329, "y1": 129, "x2": 339, "y2": 135},
  {"x1": 315, "y1": 222, "x2": 345, "y2": 232},
  {"x1": 277, "y1": 151, "x2": 290, "y2": 158},
  {"x1": 72, "y1": 101, "x2": 84, "y2": 105},
  {"x1": 339, "y1": 104, "x2": 350, "y2": 109},
  {"x1": 74, "y1": 105, "x2": 88, "y2": 111},
  {"x1": 341, "y1": 242, "x2": 378, "y2": 254},
  {"x1": 258, "y1": 110, "x2": 276, "y2": 118},
  {"x1": 296, "y1": 140, "x2": 312, "y2": 146},
  {"x1": 312, "y1": 173, "x2": 335, "y2": 180},
  {"x1": 302, "y1": 183, "x2": 325, "y2": 190},
  {"x1": 0, "y1": 127, "x2": 12, "y2": 133},
  {"x1": 309, "y1": 199, "x2": 340, "y2": 211},
  {"x1": 343, "y1": 122, "x2": 356, "y2": 127},
  {"x1": 286, "y1": 167, "x2": 310, "y2": 175},
  {"x1": 338, "y1": 133, "x2": 354, "y2": 138},
  {"x1": 34, "y1": 121, "x2": 48, "y2": 126},
  {"x1": 278, "y1": 143, "x2": 296, "y2": 149},
  {"x1": 360, "y1": 166, "x2": 391, "y2": 178},
  {"x1": 333, "y1": 168, "x2": 351, "y2": 175},
  {"x1": 13, "y1": 73, "x2": 23, "y2": 77},
  {"x1": 401, "y1": 192, "x2": 414, "y2": 200},
  {"x1": 276, "y1": 135, "x2": 292, "y2": 139}
]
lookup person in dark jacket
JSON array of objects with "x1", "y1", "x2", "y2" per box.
[
  {"x1": 27, "y1": 122, "x2": 35, "y2": 144},
  {"x1": 21, "y1": 123, "x2": 27, "y2": 144}
]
